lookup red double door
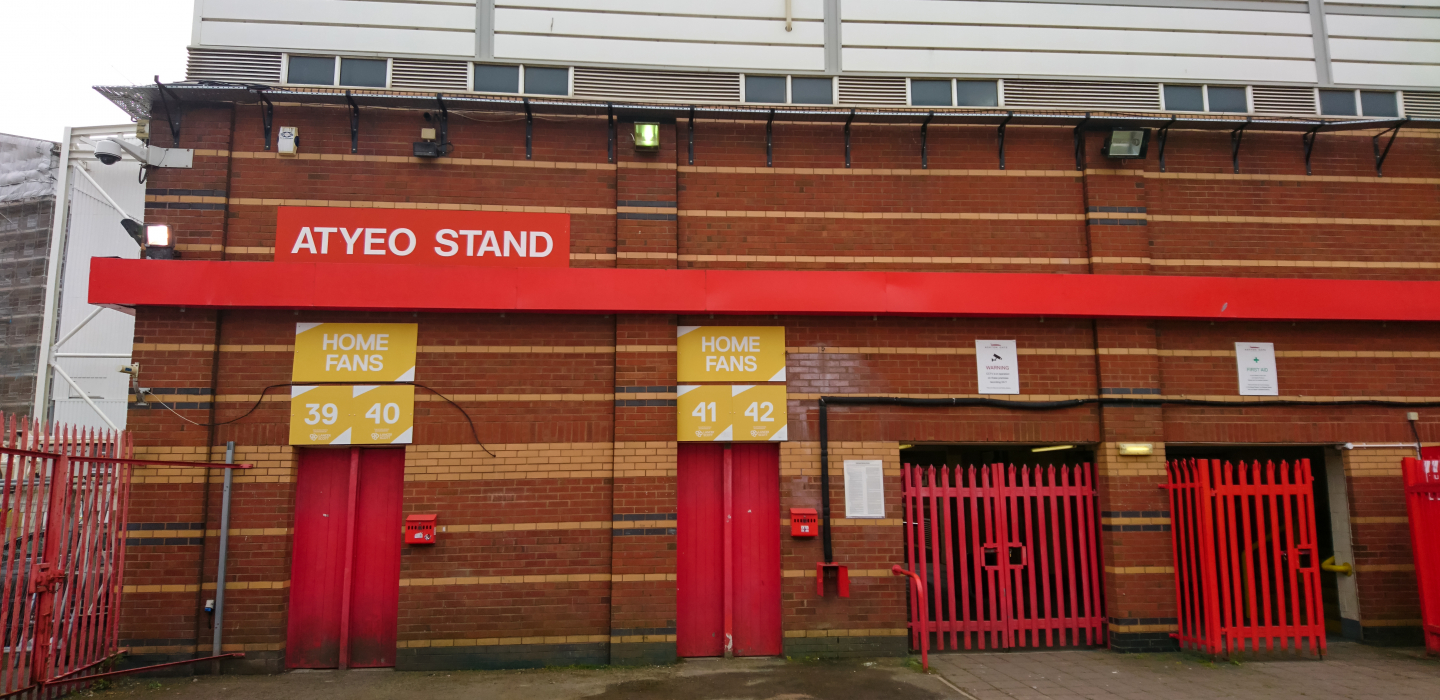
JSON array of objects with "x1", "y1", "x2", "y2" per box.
[
  {"x1": 676, "y1": 443, "x2": 781, "y2": 657},
  {"x1": 286, "y1": 447, "x2": 405, "y2": 669}
]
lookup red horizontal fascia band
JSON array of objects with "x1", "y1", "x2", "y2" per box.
[{"x1": 90, "y1": 258, "x2": 1440, "y2": 321}]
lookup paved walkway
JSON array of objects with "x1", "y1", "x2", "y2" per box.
[
  {"x1": 930, "y1": 641, "x2": 1440, "y2": 700},
  {"x1": 86, "y1": 641, "x2": 1439, "y2": 699}
]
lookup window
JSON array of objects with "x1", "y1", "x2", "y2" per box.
[
  {"x1": 1163, "y1": 85, "x2": 1204, "y2": 112},
  {"x1": 287, "y1": 56, "x2": 335, "y2": 86},
  {"x1": 955, "y1": 80, "x2": 998, "y2": 107},
  {"x1": 1319, "y1": 89, "x2": 1357, "y2": 116},
  {"x1": 1206, "y1": 86, "x2": 1247, "y2": 113},
  {"x1": 744, "y1": 75, "x2": 786, "y2": 103},
  {"x1": 475, "y1": 64, "x2": 520, "y2": 93},
  {"x1": 340, "y1": 58, "x2": 387, "y2": 88},
  {"x1": 524, "y1": 67, "x2": 568, "y2": 95},
  {"x1": 911, "y1": 80, "x2": 953, "y2": 107},
  {"x1": 1163, "y1": 85, "x2": 1245, "y2": 113},
  {"x1": 791, "y1": 77, "x2": 832, "y2": 104},
  {"x1": 1361, "y1": 91, "x2": 1399, "y2": 117}
]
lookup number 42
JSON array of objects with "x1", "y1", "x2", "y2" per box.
[{"x1": 744, "y1": 401, "x2": 775, "y2": 422}]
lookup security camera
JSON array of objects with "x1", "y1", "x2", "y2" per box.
[{"x1": 93, "y1": 138, "x2": 194, "y2": 169}]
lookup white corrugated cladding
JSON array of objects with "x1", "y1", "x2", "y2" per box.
[
  {"x1": 1326, "y1": 4, "x2": 1440, "y2": 87},
  {"x1": 841, "y1": 0, "x2": 1317, "y2": 83},
  {"x1": 493, "y1": 0, "x2": 826, "y2": 71},
  {"x1": 198, "y1": 0, "x2": 478, "y2": 57}
]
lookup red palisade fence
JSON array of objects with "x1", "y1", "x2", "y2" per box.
[
  {"x1": 1402, "y1": 453, "x2": 1440, "y2": 656},
  {"x1": 902, "y1": 463, "x2": 1105, "y2": 651},
  {"x1": 1167, "y1": 459, "x2": 1326, "y2": 658},
  {"x1": 1, "y1": 413, "x2": 132, "y2": 699}
]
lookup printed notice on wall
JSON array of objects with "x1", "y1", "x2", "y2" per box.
[
  {"x1": 844, "y1": 460, "x2": 885, "y2": 518},
  {"x1": 1235, "y1": 342, "x2": 1279, "y2": 396},
  {"x1": 975, "y1": 340, "x2": 1019, "y2": 395}
]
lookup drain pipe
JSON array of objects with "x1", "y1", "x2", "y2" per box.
[{"x1": 211, "y1": 441, "x2": 235, "y2": 668}]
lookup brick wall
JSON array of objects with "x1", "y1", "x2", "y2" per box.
[{"x1": 119, "y1": 103, "x2": 1440, "y2": 669}]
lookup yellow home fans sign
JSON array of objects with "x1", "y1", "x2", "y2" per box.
[
  {"x1": 677, "y1": 326, "x2": 785, "y2": 382},
  {"x1": 289, "y1": 384, "x2": 415, "y2": 445},
  {"x1": 677, "y1": 385, "x2": 787, "y2": 442},
  {"x1": 292, "y1": 322, "x2": 418, "y2": 383}
]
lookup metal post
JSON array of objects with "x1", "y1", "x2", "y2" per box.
[
  {"x1": 34, "y1": 128, "x2": 74, "y2": 420},
  {"x1": 211, "y1": 442, "x2": 235, "y2": 668},
  {"x1": 337, "y1": 447, "x2": 361, "y2": 669}
]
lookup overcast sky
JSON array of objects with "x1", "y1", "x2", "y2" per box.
[{"x1": 1, "y1": 0, "x2": 191, "y2": 142}]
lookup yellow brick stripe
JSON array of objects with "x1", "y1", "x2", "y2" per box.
[
  {"x1": 225, "y1": 198, "x2": 613, "y2": 216},
  {"x1": 1351, "y1": 516, "x2": 1408, "y2": 524},
  {"x1": 401, "y1": 573, "x2": 612, "y2": 587},
  {"x1": 399, "y1": 635, "x2": 610, "y2": 649},
  {"x1": 783, "y1": 628, "x2": 907, "y2": 638},
  {"x1": 681, "y1": 165, "x2": 1075, "y2": 178},
  {"x1": 782, "y1": 569, "x2": 895, "y2": 578},
  {"x1": 1106, "y1": 566, "x2": 1176, "y2": 575}
]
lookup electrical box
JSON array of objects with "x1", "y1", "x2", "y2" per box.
[
  {"x1": 790, "y1": 508, "x2": 818, "y2": 538},
  {"x1": 278, "y1": 126, "x2": 299, "y2": 155},
  {"x1": 405, "y1": 514, "x2": 437, "y2": 545}
]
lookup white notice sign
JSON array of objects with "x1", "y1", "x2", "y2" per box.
[
  {"x1": 1235, "y1": 342, "x2": 1279, "y2": 396},
  {"x1": 844, "y1": 460, "x2": 885, "y2": 518},
  {"x1": 975, "y1": 340, "x2": 1020, "y2": 395}
]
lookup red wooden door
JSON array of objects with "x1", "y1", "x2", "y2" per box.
[
  {"x1": 286, "y1": 447, "x2": 404, "y2": 669},
  {"x1": 676, "y1": 443, "x2": 780, "y2": 657}
]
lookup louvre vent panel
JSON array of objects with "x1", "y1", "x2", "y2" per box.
[
  {"x1": 1402, "y1": 92, "x2": 1440, "y2": 119},
  {"x1": 391, "y1": 60, "x2": 470, "y2": 91},
  {"x1": 573, "y1": 68, "x2": 740, "y2": 102},
  {"x1": 1002, "y1": 80, "x2": 1160, "y2": 111},
  {"x1": 1251, "y1": 86, "x2": 1316, "y2": 116},
  {"x1": 837, "y1": 77, "x2": 907, "y2": 106},
  {"x1": 185, "y1": 49, "x2": 282, "y2": 83}
]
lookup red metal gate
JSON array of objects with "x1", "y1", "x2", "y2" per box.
[
  {"x1": 1402, "y1": 448, "x2": 1440, "y2": 655},
  {"x1": 1167, "y1": 459, "x2": 1325, "y2": 657},
  {"x1": 2, "y1": 414, "x2": 131, "y2": 698},
  {"x1": 902, "y1": 463, "x2": 1105, "y2": 651}
]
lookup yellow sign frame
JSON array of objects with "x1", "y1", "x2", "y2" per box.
[
  {"x1": 676, "y1": 384, "x2": 787, "y2": 442},
  {"x1": 289, "y1": 384, "x2": 415, "y2": 445},
  {"x1": 292, "y1": 322, "x2": 418, "y2": 383},
  {"x1": 677, "y1": 326, "x2": 785, "y2": 383}
]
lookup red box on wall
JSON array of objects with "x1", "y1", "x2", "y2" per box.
[
  {"x1": 405, "y1": 514, "x2": 437, "y2": 545},
  {"x1": 790, "y1": 508, "x2": 818, "y2": 538}
]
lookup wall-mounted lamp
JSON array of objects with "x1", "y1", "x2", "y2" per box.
[
  {"x1": 633, "y1": 122, "x2": 661, "y2": 151},
  {"x1": 122, "y1": 218, "x2": 177, "y2": 259},
  {"x1": 1117, "y1": 443, "x2": 1154, "y2": 456},
  {"x1": 1104, "y1": 128, "x2": 1150, "y2": 159},
  {"x1": 1032, "y1": 444, "x2": 1074, "y2": 453}
]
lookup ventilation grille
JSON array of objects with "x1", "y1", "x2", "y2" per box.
[
  {"x1": 1402, "y1": 91, "x2": 1440, "y2": 119},
  {"x1": 1002, "y1": 79, "x2": 1160, "y2": 111},
  {"x1": 837, "y1": 77, "x2": 907, "y2": 106},
  {"x1": 573, "y1": 68, "x2": 740, "y2": 103},
  {"x1": 391, "y1": 59, "x2": 470, "y2": 92},
  {"x1": 1251, "y1": 86, "x2": 1315, "y2": 116},
  {"x1": 185, "y1": 49, "x2": 282, "y2": 84}
]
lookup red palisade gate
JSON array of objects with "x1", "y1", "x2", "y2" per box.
[
  {"x1": 1402, "y1": 450, "x2": 1440, "y2": 655},
  {"x1": 1167, "y1": 459, "x2": 1326, "y2": 657},
  {"x1": 902, "y1": 463, "x2": 1105, "y2": 651},
  {"x1": 1, "y1": 413, "x2": 132, "y2": 698}
]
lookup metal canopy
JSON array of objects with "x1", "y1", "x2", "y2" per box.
[{"x1": 96, "y1": 82, "x2": 1436, "y2": 135}]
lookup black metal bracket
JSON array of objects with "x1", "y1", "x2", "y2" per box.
[
  {"x1": 345, "y1": 90, "x2": 360, "y2": 154},
  {"x1": 524, "y1": 98, "x2": 533, "y2": 160},
  {"x1": 843, "y1": 108, "x2": 855, "y2": 168},
  {"x1": 1302, "y1": 125, "x2": 1321, "y2": 176},
  {"x1": 1156, "y1": 116, "x2": 1176, "y2": 173},
  {"x1": 687, "y1": 106, "x2": 695, "y2": 165},
  {"x1": 1373, "y1": 118, "x2": 1407, "y2": 177},
  {"x1": 433, "y1": 93, "x2": 451, "y2": 155},
  {"x1": 997, "y1": 110, "x2": 1014, "y2": 170},
  {"x1": 920, "y1": 111, "x2": 934, "y2": 170},
  {"x1": 1073, "y1": 113, "x2": 1090, "y2": 171},
  {"x1": 606, "y1": 103, "x2": 615, "y2": 164},
  {"x1": 1230, "y1": 117, "x2": 1251, "y2": 174},
  {"x1": 766, "y1": 108, "x2": 774, "y2": 168},
  {"x1": 257, "y1": 92, "x2": 274, "y2": 151},
  {"x1": 154, "y1": 76, "x2": 183, "y2": 146}
]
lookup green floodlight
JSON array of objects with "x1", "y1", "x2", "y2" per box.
[{"x1": 633, "y1": 122, "x2": 661, "y2": 151}]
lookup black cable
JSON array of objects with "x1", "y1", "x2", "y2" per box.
[{"x1": 141, "y1": 381, "x2": 495, "y2": 457}]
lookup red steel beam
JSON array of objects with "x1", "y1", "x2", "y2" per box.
[{"x1": 90, "y1": 259, "x2": 1440, "y2": 321}]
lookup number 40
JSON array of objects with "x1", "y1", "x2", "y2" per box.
[{"x1": 365, "y1": 402, "x2": 402, "y2": 424}]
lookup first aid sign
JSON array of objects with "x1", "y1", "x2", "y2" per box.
[
  {"x1": 275, "y1": 207, "x2": 570, "y2": 268},
  {"x1": 292, "y1": 322, "x2": 418, "y2": 382}
]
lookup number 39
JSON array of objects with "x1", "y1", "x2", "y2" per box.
[{"x1": 304, "y1": 403, "x2": 338, "y2": 425}]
